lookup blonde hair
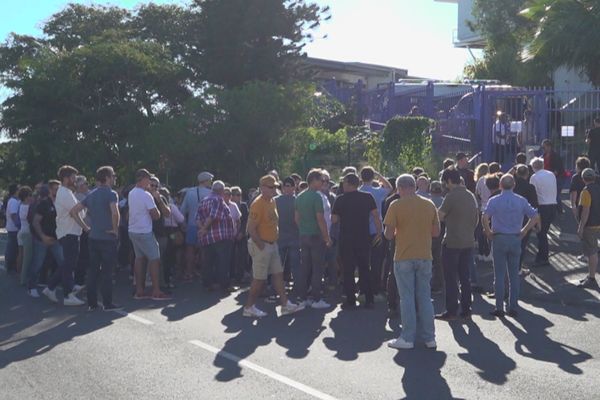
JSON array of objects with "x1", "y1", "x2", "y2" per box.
[{"x1": 475, "y1": 163, "x2": 489, "y2": 181}]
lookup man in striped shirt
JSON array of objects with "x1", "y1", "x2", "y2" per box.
[{"x1": 197, "y1": 180, "x2": 235, "y2": 292}]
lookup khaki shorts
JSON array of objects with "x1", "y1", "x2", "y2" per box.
[
  {"x1": 248, "y1": 240, "x2": 283, "y2": 280},
  {"x1": 581, "y1": 228, "x2": 600, "y2": 256}
]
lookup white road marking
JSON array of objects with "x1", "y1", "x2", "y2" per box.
[
  {"x1": 113, "y1": 310, "x2": 154, "y2": 325},
  {"x1": 189, "y1": 340, "x2": 339, "y2": 400}
]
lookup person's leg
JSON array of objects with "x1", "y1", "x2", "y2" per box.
[
  {"x1": 369, "y1": 236, "x2": 384, "y2": 295},
  {"x1": 28, "y1": 239, "x2": 47, "y2": 289},
  {"x1": 60, "y1": 235, "x2": 79, "y2": 295},
  {"x1": 308, "y1": 235, "x2": 326, "y2": 301},
  {"x1": 492, "y1": 236, "x2": 508, "y2": 311},
  {"x1": 245, "y1": 279, "x2": 266, "y2": 308},
  {"x1": 537, "y1": 206, "x2": 555, "y2": 263},
  {"x1": 216, "y1": 240, "x2": 233, "y2": 289},
  {"x1": 356, "y1": 244, "x2": 373, "y2": 304},
  {"x1": 442, "y1": 246, "x2": 459, "y2": 315},
  {"x1": 75, "y1": 232, "x2": 89, "y2": 286},
  {"x1": 157, "y1": 236, "x2": 168, "y2": 287},
  {"x1": 340, "y1": 245, "x2": 357, "y2": 303},
  {"x1": 134, "y1": 255, "x2": 147, "y2": 296},
  {"x1": 458, "y1": 248, "x2": 473, "y2": 313},
  {"x1": 20, "y1": 232, "x2": 33, "y2": 286},
  {"x1": 395, "y1": 260, "x2": 417, "y2": 343},
  {"x1": 148, "y1": 258, "x2": 162, "y2": 295},
  {"x1": 86, "y1": 239, "x2": 101, "y2": 307},
  {"x1": 5, "y1": 231, "x2": 19, "y2": 272},
  {"x1": 415, "y1": 260, "x2": 435, "y2": 343},
  {"x1": 100, "y1": 240, "x2": 118, "y2": 306},
  {"x1": 431, "y1": 236, "x2": 443, "y2": 291},
  {"x1": 184, "y1": 223, "x2": 198, "y2": 278},
  {"x1": 506, "y1": 237, "x2": 521, "y2": 311},
  {"x1": 295, "y1": 236, "x2": 311, "y2": 301}
]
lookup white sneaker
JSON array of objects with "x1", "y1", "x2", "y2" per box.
[
  {"x1": 64, "y1": 293, "x2": 85, "y2": 306},
  {"x1": 387, "y1": 337, "x2": 414, "y2": 350},
  {"x1": 42, "y1": 288, "x2": 58, "y2": 303},
  {"x1": 243, "y1": 305, "x2": 267, "y2": 318},
  {"x1": 425, "y1": 340, "x2": 437, "y2": 349},
  {"x1": 301, "y1": 299, "x2": 314, "y2": 307},
  {"x1": 281, "y1": 301, "x2": 305, "y2": 316},
  {"x1": 28, "y1": 288, "x2": 40, "y2": 298},
  {"x1": 72, "y1": 284, "x2": 85, "y2": 294},
  {"x1": 310, "y1": 299, "x2": 331, "y2": 309}
]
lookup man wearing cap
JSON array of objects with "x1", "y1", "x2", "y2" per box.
[
  {"x1": 129, "y1": 169, "x2": 171, "y2": 300},
  {"x1": 243, "y1": 175, "x2": 304, "y2": 317},
  {"x1": 576, "y1": 168, "x2": 600, "y2": 288},
  {"x1": 456, "y1": 153, "x2": 476, "y2": 193},
  {"x1": 483, "y1": 174, "x2": 539, "y2": 317},
  {"x1": 276, "y1": 177, "x2": 301, "y2": 282},
  {"x1": 180, "y1": 171, "x2": 213, "y2": 281},
  {"x1": 197, "y1": 180, "x2": 236, "y2": 292}
]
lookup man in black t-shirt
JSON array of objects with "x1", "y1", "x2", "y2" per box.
[
  {"x1": 27, "y1": 183, "x2": 64, "y2": 297},
  {"x1": 586, "y1": 118, "x2": 600, "y2": 171},
  {"x1": 332, "y1": 173, "x2": 381, "y2": 309}
]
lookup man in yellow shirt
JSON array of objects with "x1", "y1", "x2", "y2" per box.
[
  {"x1": 243, "y1": 175, "x2": 304, "y2": 317},
  {"x1": 577, "y1": 168, "x2": 600, "y2": 288},
  {"x1": 384, "y1": 174, "x2": 440, "y2": 350}
]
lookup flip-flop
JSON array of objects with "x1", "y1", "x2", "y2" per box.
[{"x1": 151, "y1": 293, "x2": 172, "y2": 301}]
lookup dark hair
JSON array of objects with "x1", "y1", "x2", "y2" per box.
[
  {"x1": 290, "y1": 173, "x2": 302, "y2": 182},
  {"x1": 8, "y1": 183, "x2": 18, "y2": 196},
  {"x1": 17, "y1": 186, "x2": 32, "y2": 201},
  {"x1": 360, "y1": 166, "x2": 375, "y2": 182},
  {"x1": 96, "y1": 166, "x2": 115, "y2": 184},
  {"x1": 515, "y1": 153, "x2": 527, "y2": 164},
  {"x1": 343, "y1": 173, "x2": 360, "y2": 187},
  {"x1": 516, "y1": 164, "x2": 529, "y2": 179},
  {"x1": 442, "y1": 158, "x2": 455, "y2": 169},
  {"x1": 57, "y1": 165, "x2": 78, "y2": 180},
  {"x1": 441, "y1": 168, "x2": 461, "y2": 185},
  {"x1": 485, "y1": 173, "x2": 501, "y2": 191},
  {"x1": 489, "y1": 162, "x2": 501, "y2": 174},
  {"x1": 282, "y1": 177, "x2": 295, "y2": 187},
  {"x1": 306, "y1": 169, "x2": 323, "y2": 184},
  {"x1": 541, "y1": 139, "x2": 552, "y2": 147},
  {"x1": 411, "y1": 167, "x2": 424, "y2": 177},
  {"x1": 299, "y1": 181, "x2": 308, "y2": 191},
  {"x1": 576, "y1": 156, "x2": 591, "y2": 171},
  {"x1": 135, "y1": 168, "x2": 152, "y2": 182}
]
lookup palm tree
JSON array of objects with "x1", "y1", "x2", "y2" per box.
[{"x1": 521, "y1": 0, "x2": 600, "y2": 87}]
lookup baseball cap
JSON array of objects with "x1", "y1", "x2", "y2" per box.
[
  {"x1": 197, "y1": 171, "x2": 214, "y2": 183},
  {"x1": 259, "y1": 175, "x2": 279, "y2": 187},
  {"x1": 582, "y1": 168, "x2": 596, "y2": 181}
]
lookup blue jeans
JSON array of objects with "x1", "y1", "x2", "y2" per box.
[
  {"x1": 29, "y1": 238, "x2": 64, "y2": 289},
  {"x1": 491, "y1": 234, "x2": 521, "y2": 311},
  {"x1": 394, "y1": 259, "x2": 435, "y2": 343},
  {"x1": 5, "y1": 231, "x2": 19, "y2": 271},
  {"x1": 87, "y1": 239, "x2": 117, "y2": 307},
  {"x1": 279, "y1": 242, "x2": 300, "y2": 282},
  {"x1": 48, "y1": 234, "x2": 79, "y2": 295}
]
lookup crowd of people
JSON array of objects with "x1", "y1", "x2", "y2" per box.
[{"x1": 2, "y1": 134, "x2": 599, "y2": 350}]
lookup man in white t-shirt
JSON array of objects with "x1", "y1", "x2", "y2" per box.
[
  {"x1": 3, "y1": 184, "x2": 20, "y2": 273},
  {"x1": 530, "y1": 157, "x2": 557, "y2": 267},
  {"x1": 129, "y1": 169, "x2": 171, "y2": 300},
  {"x1": 43, "y1": 165, "x2": 89, "y2": 306}
]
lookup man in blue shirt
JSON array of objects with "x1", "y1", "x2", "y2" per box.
[
  {"x1": 359, "y1": 166, "x2": 391, "y2": 301},
  {"x1": 483, "y1": 174, "x2": 539, "y2": 318}
]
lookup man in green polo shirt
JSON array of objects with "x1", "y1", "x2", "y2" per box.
[{"x1": 295, "y1": 168, "x2": 332, "y2": 309}]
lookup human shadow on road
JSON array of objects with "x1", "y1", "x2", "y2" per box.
[
  {"x1": 449, "y1": 320, "x2": 516, "y2": 385},
  {"x1": 393, "y1": 349, "x2": 460, "y2": 400},
  {"x1": 322, "y1": 307, "x2": 395, "y2": 361},
  {"x1": 159, "y1": 284, "x2": 222, "y2": 322},
  {"x1": 501, "y1": 306, "x2": 591, "y2": 374}
]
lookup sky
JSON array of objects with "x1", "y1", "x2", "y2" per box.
[{"x1": 0, "y1": 0, "x2": 475, "y2": 81}]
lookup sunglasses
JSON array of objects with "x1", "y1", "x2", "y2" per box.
[{"x1": 264, "y1": 185, "x2": 276, "y2": 189}]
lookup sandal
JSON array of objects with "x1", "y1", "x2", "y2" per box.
[{"x1": 151, "y1": 293, "x2": 172, "y2": 301}]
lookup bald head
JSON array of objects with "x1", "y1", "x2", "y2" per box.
[{"x1": 500, "y1": 174, "x2": 515, "y2": 190}]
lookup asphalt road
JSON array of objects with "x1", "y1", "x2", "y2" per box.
[{"x1": 1, "y1": 263, "x2": 599, "y2": 400}]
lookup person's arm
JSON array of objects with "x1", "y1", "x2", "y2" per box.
[
  {"x1": 316, "y1": 212, "x2": 332, "y2": 246},
  {"x1": 375, "y1": 171, "x2": 392, "y2": 190},
  {"x1": 33, "y1": 213, "x2": 54, "y2": 245},
  {"x1": 432, "y1": 209, "x2": 441, "y2": 238},
  {"x1": 171, "y1": 203, "x2": 185, "y2": 225},
  {"x1": 149, "y1": 207, "x2": 160, "y2": 221},
  {"x1": 9, "y1": 201, "x2": 19, "y2": 227},
  {"x1": 482, "y1": 214, "x2": 493, "y2": 240},
  {"x1": 247, "y1": 211, "x2": 264, "y2": 250},
  {"x1": 570, "y1": 190, "x2": 579, "y2": 223},
  {"x1": 108, "y1": 202, "x2": 120, "y2": 235},
  {"x1": 522, "y1": 214, "x2": 540, "y2": 239},
  {"x1": 331, "y1": 214, "x2": 340, "y2": 224},
  {"x1": 69, "y1": 204, "x2": 91, "y2": 233},
  {"x1": 372, "y1": 209, "x2": 383, "y2": 244},
  {"x1": 383, "y1": 205, "x2": 396, "y2": 241},
  {"x1": 153, "y1": 193, "x2": 171, "y2": 218}
]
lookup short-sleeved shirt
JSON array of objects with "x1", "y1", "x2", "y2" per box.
[
  {"x1": 476, "y1": 176, "x2": 491, "y2": 211},
  {"x1": 55, "y1": 185, "x2": 83, "y2": 239},
  {"x1": 275, "y1": 195, "x2": 299, "y2": 244},
  {"x1": 383, "y1": 195, "x2": 439, "y2": 261},
  {"x1": 359, "y1": 184, "x2": 390, "y2": 235},
  {"x1": 484, "y1": 190, "x2": 538, "y2": 234},
  {"x1": 579, "y1": 184, "x2": 600, "y2": 228},
  {"x1": 128, "y1": 187, "x2": 157, "y2": 234},
  {"x1": 332, "y1": 190, "x2": 376, "y2": 246},
  {"x1": 570, "y1": 173, "x2": 586, "y2": 205},
  {"x1": 19, "y1": 204, "x2": 30, "y2": 234},
  {"x1": 295, "y1": 189, "x2": 324, "y2": 236},
  {"x1": 6, "y1": 197, "x2": 20, "y2": 232},
  {"x1": 82, "y1": 186, "x2": 119, "y2": 241},
  {"x1": 33, "y1": 198, "x2": 57, "y2": 240},
  {"x1": 457, "y1": 168, "x2": 476, "y2": 193},
  {"x1": 439, "y1": 186, "x2": 479, "y2": 249},
  {"x1": 180, "y1": 186, "x2": 212, "y2": 226},
  {"x1": 530, "y1": 169, "x2": 558, "y2": 205},
  {"x1": 196, "y1": 192, "x2": 235, "y2": 245},
  {"x1": 248, "y1": 195, "x2": 278, "y2": 242}
]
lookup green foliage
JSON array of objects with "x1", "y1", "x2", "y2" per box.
[
  {"x1": 521, "y1": 0, "x2": 600, "y2": 87},
  {"x1": 368, "y1": 116, "x2": 434, "y2": 175},
  {"x1": 464, "y1": 0, "x2": 552, "y2": 86}
]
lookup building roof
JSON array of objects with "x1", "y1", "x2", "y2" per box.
[{"x1": 303, "y1": 57, "x2": 408, "y2": 78}]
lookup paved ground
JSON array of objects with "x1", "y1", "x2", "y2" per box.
[{"x1": 1, "y1": 203, "x2": 600, "y2": 400}]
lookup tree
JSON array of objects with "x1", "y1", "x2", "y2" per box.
[
  {"x1": 464, "y1": 0, "x2": 551, "y2": 86},
  {"x1": 521, "y1": 0, "x2": 600, "y2": 87},
  {"x1": 192, "y1": 0, "x2": 329, "y2": 88}
]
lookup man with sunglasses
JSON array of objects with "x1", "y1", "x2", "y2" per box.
[{"x1": 243, "y1": 175, "x2": 304, "y2": 317}]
